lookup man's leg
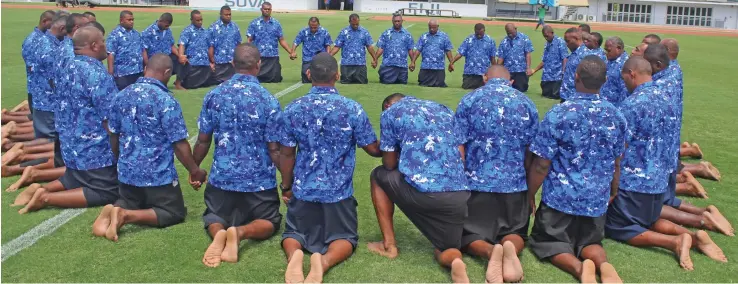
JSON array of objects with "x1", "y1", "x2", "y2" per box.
[
  {"x1": 367, "y1": 172, "x2": 399, "y2": 258},
  {"x1": 221, "y1": 219, "x2": 277, "y2": 263},
  {"x1": 675, "y1": 172, "x2": 707, "y2": 198},
  {"x1": 549, "y1": 253, "x2": 595, "y2": 282},
  {"x1": 465, "y1": 240, "x2": 503, "y2": 282},
  {"x1": 434, "y1": 248, "x2": 470, "y2": 283},
  {"x1": 681, "y1": 161, "x2": 720, "y2": 181},
  {"x1": 2, "y1": 157, "x2": 54, "y2": 177},
  {"x1": 2, "y1": 138, "x2": 53, "y2": 152},
  {"x1": 6, "y1": 166, "x2": 65, "y2": 192},
  {"x1": 283, "y1": 238, "x2": 306, "y2": 283},
  {"x1": 661, "y1": 205, "x2": 733, "y2": 236},
  {"x1": 650, "y1": 219, "x2": 727, "y2": 262},
  {"x1": 202, "y1": 223, "x2": 228, "y2": 267},
  {"x1": 18, "y1": 186, "x2": 87, "y2": 214},
  {"x1": 106, "y1": 206, "x2": 159, "y2": 242},
  {"x1": 8, "y1": 132, "x2": 35, "y2": 142},
  {"x1": 305, "y1": 239, "x2": 354, "y2": 283},
  {"x1": 1, "y1": 113, "x2": 31, "y2": 124},
  {"x1": 580, "y1": 244, "x2": 621, "y2": 282}
]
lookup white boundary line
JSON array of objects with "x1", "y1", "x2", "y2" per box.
[{"x1": 1, "y1": 208, "x2": 87, "y2": 262}]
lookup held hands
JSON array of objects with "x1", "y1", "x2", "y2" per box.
[
  {"x1": 529, "y1": 198, "x2": 537, "y2": 216},
  {"x1": 209, "y1": 62, "x2": 216, "y2": 72},
  {"x1": 371, "y1": 60, "x2": 378, "y2": 69},
  {"x1": 188, "y1": 168, "x2": 207, "y2": 190},
  {"x1": 409, "y1": 62, "x2": 416, "y2": 72},
  {"x1": 448, "y1": 63, "x2": 455, "y2": 72},
  {"x1": 526, "y1": 68, "x2": 535, "y2": 76},
  {"x1": 289, "y1": 52, "x2": 297, "y2": 60},
  {"x1": 280, "y1": 183, "x2": 293, "y2": 204},
  {"x1": 178, "y1": 55, "x2": 188, "y2": 65}
]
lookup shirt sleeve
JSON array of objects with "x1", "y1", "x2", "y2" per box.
[
  {"x1": 523, "y1": 100, "x2": 540, "y2": 145},
  {"x1": 293, "y1": 30, "x2": 304, "y2": 46},
  {"x1": 276, "y1": 22, "x2": 284, "y2": 39},
  {"x1": 529, "y1": 108, "x2": 559, "y2": 160},
  {"x1": 197, "y1": 92, "x2": 216, "y2": 135},
  {"x1": 364, "y1": 30, "x2": 374, "y2": 46},
  {"x1": 613, "y1": 110, "x2": 629, "y2": 158},
  {"x1": 352, "y1": 105, "x2": 377, "y2": 147},
  {"x1": 405, "y1": 34, "x2": 414, "y2": 51},
  {"x1": 496, "y1": 40, "x2": 506, "y2": 59},
  {"x1": 208, "y1": 25, "x2": 218, "y2": 47},
  {"x1": 379, "y1": 110, "x2": 399, "y2": 152},
  {"x1": 179, "y1": 29, "x2": 190, "y2": 46},
  {"x1": 264, "y1": 92, "x2": 282, "y2": 143},
  {"x1": 488, "y1": 40, "x2": 497, "y2": 58},
  {"x1": 142, "y1": 31, "x2": 151, "y2": 50},
  {"x1": 246, "y1": 22, "x2": 255, "y2": 39},
  {"x1": 235, "y1": 26, "x2": 243, "y2": 44},
  {"x1": 92, "y1": 75, "x2": 118, "y2": 121},
  {"x1": 558, "y1": 41, "x2": 568, "y2": 60},
  {"x1": 457, "y1": 38, "x2": 468, "y2": 56},
  {"x1": 334, "y1": 31, "x2": 346, "y2": 48},
  {"x1": 324, "y1": 31, "x2": 333, "y2": 46},
  {"x1": 107, "y1": 94, "x2": 121, "y2": 134},
  {"x1": 278, "y1": 107, "x2": 297, "y2": 147},
  {"x1": 525, "y1": 37, "x2": 534, "y2": 53},
  {"x1": 376, "y1": 33, "x2": 387, "y2": 49},
  {"x1": 161, "y1": 99, "x2": 189, "y2": 144},
  {"x1": 453, "y1": 96, "x2": 472, "y2": 145},
  {"x1": 106, "y1": 33, "x2": 117, "y2": 55},
  {"x1": 414, "y1": 36, "x2": 424, "y2": 52},
  {"x1": 444, "y1": 36, "x2": 453, "y2": 51}
]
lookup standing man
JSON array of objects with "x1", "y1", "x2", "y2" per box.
[
  {"x1": 535, "y1": 4, "x2": 547, "y2": 31},
  {"x1": 559, "y1": 27, "x2": 589, "y2": 102},
  {"x1": 247, "y1": 2, "x2": 292, "y2": 83},
  {"x1": 18, "y1": 26, "x2": 120, "y2": 214},
  {"x1": 454, "y1": 66, "x2": 538, "y2": 283},
  {"x1": 107, "y1": 10, "x2": 144, "y2": 90},
  {"x1": 195, "y1": 43, "x2": 283, "y2": 268},
  {"x1": 329, "y1": 13, "x2": 377, "y2": 84},
  {"x1": 279, "y1": 53, "x2": 380, "y2": 283},
  {"x1": 22, "y1": 10, "x2": 54, "y2": 115},
  {"x1": 291, "y1": 17, "x2": 333, "y2": 83},
  {"x1": 412, "y1": 19, "x2": 453, "y2": 88},
  {"x1": 178, "y1": 10, "x2": 214, "y2": 90},
  {"x1": 527, "y1": 56, "x2": 626, "y2": 283},
  {"x1": 450, "y1": 24, "x2": 496, "y2": 90},
  {"x1": 600, "y1": 36, "x2": 629, "y2": 105},
  {"x1": 368, "y1": 93, "x2": 470, "y2": 283},
  {"x1": 98, "y1": 54, "x2": 206, "y2": 242},
  {"x1": 142, "y1": 13, "x2": 180, "y2": 89},
  {"x1": 585, "y1": 32, "x2": 607, "y2": 61},
  {"x1": 208, "y1": 6, "x2": 242, "y2": 84},
  {"x1": 497, "y1": 24, "x2": 534, "y2": 92},
  {"x1": 374, "y1": 14, "x2": 415, "y2": 85},
  {"x1": 531, "y1": 25, "x2": 568, "y2": 99}
]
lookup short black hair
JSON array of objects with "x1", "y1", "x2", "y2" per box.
[
  {"x1": 233, "y1": 43, "x2": 261, "y2": 70},
  {"x1": 644, "y1": 34, "x2": 661, "y2": 43},
  {"x1": 565, "y1": 27, "x2": 579, "y2": 34},
  {"x1": 576, "y1": 55, "x2": 607, "y2": 90},
  {"x1": 120, "y1": 10, "x2": 133, "y2": 18},
  {"x1": 191, "y1": 10, "x2": 201, "y2": 19},
  {"x1": 578, "y1": 23, "x2": 591, "y2": 33},
  {"x1": 262, "y1": 1, "x2": 272, "y2": 7},
  {"x1": 392, "y1": 13, "x2": 402, "y2": 21},
  {"x1": 83, "y1": 11, "x2": 96, "y2": 18},
  {"x1": 160, "y1": 12, "x2": 173, "y2": 24},
  {"x1": 66, "y1": 13, "x2": 86, "y2": 34},
  {"x1": 643, "y1": 43, "x2": 670, "y2": 69},
  {"x1": 349, "y1": 13, "x2": 359, "y2": 21},
  {"x1": 382, "y1": 93, "x2": 405, "y2": 111},
  {"x1": 220, "y1": 5, "x2": 231, "y2": 13},
  {"x1": 308, "y1": 16, "x2": 320, "y2": 24},
  {"x1": 591, "y1": 32, "x2": 603, "y2": 47},
  {"x1": 309, "y1": 52, "x2": 338, "y2": 84},
  {"x1": 83, "y1": 21, "x2": 105, "y2": 35},
  {"x1": 41, "y1": 10, "x2": 55, "y2": 20},
  {"x1": 474, "y1": 23, "x2": 484, "y2": 32}
]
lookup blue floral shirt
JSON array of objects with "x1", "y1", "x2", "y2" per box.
[
  {"x1": 600, "y1": 52, "x2": 629, "y2": 106},
  {"x1": 279, "y1": 86, "x2": 377, "y2": 203},
  {"x1": 209, "y1": 19, "x2": 242, "y2": 64},
  {"x1": 585, "y1": 47, "x2": 607, "y2": 62},
  {"x1": 377, "y1": 27, "x2": 414, "y2": 68},
  {"x1": 334, "y1": 26, "x2": 373, "y2": 66},
  {"x1": 497, "y1": 32, "x2": 534, "y2": 73},
  {"x1": 22, "y1": 28, "x2": 47, "y2": 97},
  {"x1": 457, "y1": 34, "x2": 496, "y2": 75},
  {"x1": 52, "y1": 38, "x2": 76, "y2": 109},
  {"x1": 198, "y1": 74, "x2": 281, "y2": 192},
  {"x1": 530, "y1": 92, "x2": 627, "y2": 217},
  {"x1": 293, "y1": 26, "x2": 333, "y2": 62},
  {"x1": 560, "y1": 44, "x2": 589, "y2": 100},
  {"x1": 541, "y1": 35, "x2": 568, "y2": 82},
  {"x1": 619, "y1": 81, "x2": 679, "y2": 194},
  {"x1": 455, "y1": 79, "x2": 538, "y2": 193},
  {"x1": 415, "y1": 31, "x2": 453, "y2": 70},
  {"x1": 380, "y1": 96, "x2": 468, "y2": 193},
  {"x1": 106, "y1": 25, "x2": 144, "y2": 77},
  {"x1": 108, "y1": 77, "x2": 189, "y2": 187},
  {"x1": 54, "y1": 55, "x2": 117, "y2": 170},
  {"x1": 142, "y1": 21, "x2": 174, "y2": 56},
  {"x1": 179, "y1": 24, "x2": 211, "y2": 66},
  {"x1": 247, "y1": 16, "x2": 284, "y2": 58},
  {"x1": 26, "y1": 31, "x2": 62, "y2": 111},
  {"x1": 653, "y1": 68, "x2": 682, "y2": 165}
]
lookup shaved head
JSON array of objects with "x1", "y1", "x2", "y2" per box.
[
  {"x1": 576, "y1": 55, "x2": 607, "y2": 90},
  {"x1": 428, "y1": 19, "x2": 438, "y2": 25},
  {"x1": 382, "y1": 93, "x2": 405, "y2": 111},
  {"x1": 72, "y1": 25, "x2": 102, "y2": 49},
  {"x1": 643, "y1": 43, "x2": 670, "y2": 74},
  {"x1": 485, "y1": 65, "x2": 510, "y2": 81},
  {"x1": 148, "y1": 53, "x2": 173, "y2": 73},
  {"x1": 643, "y1": 34, "x2": 661, "y2": 44},
  {"x1": 623, "y1": 56, "x2": 652, "y2": 75},
  {"x1": 542, "y1": 25, "x2": 553, "y2": 33},
  {"x1": 233, "y1": 43, "x2": 261, "y2": 71},
  {"x1": 661, "y1": 38, "x2": 679, "y2": 60},
  {"x1": 504, "y1": 23, "x2": 517, "y2": 38},
  {"x1": 309, "y1": 52, "x2": 338, "y2": 84}
]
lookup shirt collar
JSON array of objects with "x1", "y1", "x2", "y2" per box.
[
  {"x1": 391, "y1": 27, "x2": 408, "y2": 34},
  {"x1": 34, "y1": 27, "x2": 43, "y2": 34},
  {"x1": 259, "y1": 16, "x2": 274, "y2": 24},
  {"x1": 231, "y1": 73, "x2": 260, "y2": 84},
  {"x1": 568, "y1": 91, "x2": 600, "y2": 101},
  {"x1": 309, "y1": 86, "x2": 338, "y2": 95},
  {"x1": 632, "y1": 81, "x2": 655, "y2": 94},
  {"x1": 151, "y1": 21, "x2": 161, "y2": 31},
  {"x1": 116, "y1": 25, "x2": 133, "y2": 33},
  {"x1": 484, "y1": 78, "x2": 511, "y2": 87},
  {"x1": 135, "y1": 77, "x2": 170, "y2": 93},
  {"x1": 75, "y1": 54, "x2": 104, "y2": 68},
  {"x1": 190, "y1": 24, "x2": 204, "y2": 30},
  {"x1": 573, "y1": 44, "x2": 587, "y2": 55},
  {"x1": 652, "y1": 68, "x2": 671, "y2": 81},
  {"x1": 46, "y1": 31, "x2": 63, "y2": 45},
  {"x1": 670, "y1": 59, "x2": 680, "y2": 67}
]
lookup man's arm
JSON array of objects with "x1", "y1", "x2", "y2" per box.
[
  {"x1": 526, "y1": 155, "x2": 551, "y2": 216},
  {"x1": 329, "y1": 45, "x2": 341, "y2": 56},
  {"x1": 171, "y1": 44, "x2": 179, "y2": 57},
  {"x1": 459, "y1": 145, "x2": 466, "y2": 164},
  {"x1": 268, "y1": 142, "x2": 281, "y2": 168},
  {"x1": 278, "y1": 144, "x2": 296, "y2": 202},
  {"x1": 278, "y1": 37, "x2": 292, "y2": 54},
  {"x1": 524, "y1": 147, "x2": 534, "y2": 171},
  {"x1": 561, "y1": 58, "x2": 568, "y2": 75},
  {"x1": 142, "y1": 49, "x2": 149, "y2": 67},
  {"x1": 362, "y1": 141, "x2": 381, "y2": 158},
  {"x1": 178, "y1": 44, "x2": 188, "y2": 64},
  {"x1": 107, "y1": 53, "x2": 115, "y2": 75},
  {"x1": 445, "y1": 51, "x2": 454, "y2": 63},
  {"x1": 173, "y1": 139, "x2": 206, "y2": 187},
  {"x1": 610, "y1": 154, "x2": 623, "y2": 204},
  {"x1": 381, "y1": 151, "x2": 399, "y2": 171},
  {"x1": 208, "y1": 46, "x2": 216, "y2": 71},
  {"x1": 367, "y1": 45, "x2": 378, "y2": 62},
  {"x1": 192, "y1": 132, "x2": 213, "y2": 167},
  {"x1": 526, "y1": 52, "x2": 533, "y2": 75}
]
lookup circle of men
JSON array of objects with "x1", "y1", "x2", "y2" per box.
[{"x1": 2, "y1": 3, "x2": 732, "y2": 283}]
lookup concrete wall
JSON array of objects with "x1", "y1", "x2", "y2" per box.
[
  {"x1": 189, "y1": 0, "x2": 317, "y2": 11},
  {"x1": 570, "y1": 0, "x2": 738, "y2": 29},
  {"x1": 356, "y1": 0, "x2": 489, "y2": 18}
]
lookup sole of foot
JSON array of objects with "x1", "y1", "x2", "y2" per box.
[
  {"x1": 202, "y1": 230, "x2": 227, "y2": 268},
  {"x1": 304, "y1": 253, "x2": 324, "y2": 283},
  {"x1": 703, "y1": 211, "x2": 733, "y2": 236},
  {"x1": 599, "y1": 262, "x2": 622, "y2": 283},
  {"x1": 18, "y1": 187, "x2": 46, "y2": 214},
  {"x1": 696, "y1": 230, "x2": 728, "y2": 263},
  {"x1": 684, "y1": 172, "x2": 708, "y2": 198},
  {"x1": 502, "y1": 241, "x2": 523, "y2": 283},
  {"x1": 6, "y1": 165, "x2": 34, "y2": 192},
  {"x1": 92, "y1": 204, "x2": 114, "y2": 237},
  {"x1": 451, "y1": 258, "x2": 470, "y2": 284},
  {"x1": 486, "y1": 244, "x2": 503, "y2": 283},
  {"x1": 707, "y1": 205, "x2": 734, "y2": 236},
  {"x1": 675, "y1": 233, "x2": 694, "y2": 270},
  {"x1": 701, "y1": 161, "x2": 721, "y2": 181},
  {"x1": 581, "y1": 259, "x2": 597, "y2": 284},
  {"x1": 366, "y1": 242, "x2": 398, "y2": 259},
  {"x1": 105, "y1": 207, "x2": 122, "y2": 242},
  {"x1": 285, "y1": 250, "x2": 305, "y2": 284},
  {"x1": 12, "y1": 183, "x2": 41, "y2": 206},
  {"x1": 221, "y1": 227, "x2": 239, "y2": 263}
]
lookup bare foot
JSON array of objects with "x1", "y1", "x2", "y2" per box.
[
  {"x1": 106, "y1": 206, "x2": 124, "y2": 242},
  {"x1": 486, "y1": 244, "x2": 503, "y2": 283},
  {"x1": 692, "y1": 143, "x2": 703, "y2": 159},
  {"x1": 599, "y1": 262, "x2": 622, "y2": 283},
  {"x1": 367, "y1": 242, "x2": 399, "y2": 259},
  {"x1": 451, "y1": 258, "x2": 470, "y2": 284},
  {"x1": 221, "y1": 227, "x2": 239, "y2": 263},
  {"x1": 683, "y1": 172, "x2": 708, "y2": 198},
  {"x1": 674, "y1": 233, "x2": 693, "y2": 270},
  {"x1": 695, "y1": 230, "x2": 727, "y2": 263},
  {"x1": 2, "y1": 121, "x2": 17, "y2": 139},
  {"x1": 707, "y1": 205, "x2": 734, "y2": 236},
  {"x1": 304, "y1": 253, "x2": 324, "y2": 283},
  {"x1": 11, "y1": 101, "x2": 29, "y2": 112},
  {"x1": 502, "y1": 241, "x2": 523, "y2": 283},
  {"x1": 18, "y1": 187, "x2": 46, "y2": 214},
  {"x1": 700, "y1": 161, "x2": 721, "y2": 181},
  {"x1": 202, "y1": 230, "x2": 227, "y2": 268},
  {"x1": 703, "y1": 212, "x2": 733, "y2": 236},
  {"x1": 2, "y1": 143, "x2": 23, "y2": 165},
  {"x1": 13, "y1": 183, "x2": 41, "y2": 206},
  {"x1": 6, "y1": 166, "x2": 35, "y2": 192},
  {"x1": 92, "y1": 204, "x2": 114, "y2": 237},
  {"x1": 580, "y1": 259, "x2": 597, "y2": 283},
  {"x1": 285, "y1": 250, "x2": 305, "y2": 283}
]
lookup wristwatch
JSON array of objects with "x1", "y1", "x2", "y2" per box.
[{"x1": 280, "y1": 183, "x2": 292, "y2": 192}]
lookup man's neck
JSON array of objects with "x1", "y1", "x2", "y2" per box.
[
  {"x1": 74, "y1": 50, "x2": 97, "y2": 60},
  {"x1": 236, "y1": 69, "x2": 259, "y2": 77},
  {"x1": 635, "y1": 77, "x2": 653, "y2": 88},
  {"x1": 37, "y1": 25, "x2": 46, "y2": 32},
  {"x1": 312, "y1": 83, "x2": 335, "y2": 88},
  {"x1": 263, "y1": 16, "x2": 271, "y2": 21}
]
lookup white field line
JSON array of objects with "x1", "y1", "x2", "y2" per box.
[{"x1": 1, "y1": 208, "x2": 87, "y2": 262}]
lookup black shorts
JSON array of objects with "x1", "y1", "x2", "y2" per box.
[
  {"x1": 510, "y1": 72, "x2": 529, "y2": 92},
  {"x1": 418, "y1": 69, "x2": 447, "y2": 87},
  {"x1": 212, "y1": 63, "x2": 235, "y2": 84},
  {"x1": 202, "y1": 184, "x2": 282, "y2": 231},
  {"x1": 53, "y1": 138, "x2": 64, "y2": 168},
  {"x1": 301, "y1": 61, "x2": 312, "y2": 83},
  {"x1": 529, "y1": 202, "x2": 606, "y2": 260},
  {"x1": 59, "y1": 165, "x2": 119, "y2": 207},
  {"x1": 606, "y1": 190, "x2": 665, "y2": 242},
  {"x1": 462, "y1": 191, "x2": 530, "y2": 248},
  {"x1": 27, "y1": 93, "x2": 33, "y2": 114},
  {"x1": 378, "y1": 65, "x2": 408, "y2": 84},
  {"x1": 116, "y1": 181, "x2": 187, "y2": 228},
  {"x1": 541, "y1": 80, "x2": 562, "y2": 99},
  {"x1": 180, "y1": 64, "x2": 216, "y2": 90},
  {"x1": 462, "y1": 74, "x2": 484, "y2": 90},
  {"x1": 662, "y1": 170, "x2": 682, "y2": 208},
  {"x1": 168, "y1": 53, "x2": 181, "y2": 75},
  {"x1": 32, "y1": 109, "x2": 56, "y2": 140},
  {"x1": 371, "y1": 166, "x2": 470, "y2": 251},
  {"x1": 340, "y1": 65, "x2": 368, "y2": 84},
  {"x1": 115, "y1": 72, "x2": 143, "y2": 91},
  {"x1": 258, "y1": 57, "x2": 283, "y2": 83},
  {"x1": 282, "y1": 196, "x2": 358, "y2": 254}
]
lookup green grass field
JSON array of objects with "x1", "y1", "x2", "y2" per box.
[{"x1": 1, "y1": 3, "x2": 737, "y2": 282}]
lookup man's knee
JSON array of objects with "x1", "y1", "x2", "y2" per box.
[{"x1": 155, "y1": 206, "x2": 187, "y2": 228}]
